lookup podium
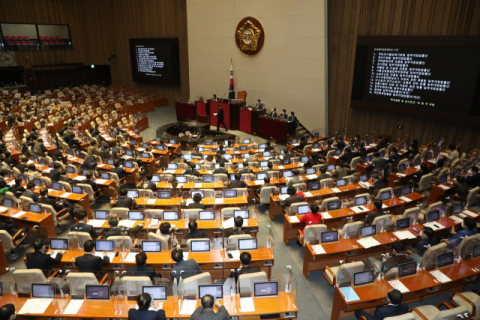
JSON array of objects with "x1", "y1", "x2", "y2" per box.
[
  {"x1": 239, "y1": 107, "x2": 266, "y2": 134},
  {"x1": 258, "y1": 116, "x2": 296, "y2": 143},
  {"x1": 175, "y1": 101, "x2": 196, "y2": 120},
  {"x1": 209, "y1": 100, "x2": 242, "y2": 130}
]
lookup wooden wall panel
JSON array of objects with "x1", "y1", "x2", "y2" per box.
[
  {"x1": 328, "y1": 0, "x2": 480, "y2": 152},
  {"x1": 0, "y1": 0, "x2": 189, "y2": 105}
]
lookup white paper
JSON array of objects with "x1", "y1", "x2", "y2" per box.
[
  {"x1": 278, "y1": 194, "x2": 289, "y2": 200},
  {"x1": 73, "y1": 176, "x2": 87, "y2": 181},
  {"x1": 60, "y1": 192, "x2": 72, "y2": 198},
  {"x1": 393, "y1": 230, "x2": 417, "y2": 240},
  {"x1": 149, "y1": 219, "x2": 159, "y2": 227},
  {"x1": 179, "y1": 299, "x2": 197, "y2": 315},
  {"x1": 350, "y1": 206, "x2": 368, "y2": 214},
  {"x1": 306, "y1": 174, "x2": 318, "y2": 180},
  {"x1": 396, "y1": 173, "x2": 406, "y2": 177},
  {"x1": 97, "y1": 164, "x2": 106, "y2": 168},
  {"x1": 215, "y1": 198, "x2": 224, "y2": 204},
  {"x1": 423, "y1": 222, "x2": 445, "y2": 231},
  {"x1": 254, "y1": 180, "x2": 264, "y2": 185},
  {"x1": 332, "y1": 188, "x2": 341, "y2": 193},
  {"x1": 123, "y1": 252, "x2": 137, "y2": 262},
  {"x1": 303, "y1": 192, "x2": 313, "y2": 197},
  {"x1": 357, "y1": 237, "x2": 381, "y2": 248},
  {"x1": 359, "y1": 182, "x2": 371, "y2": 188},
  {"x1": 195, "y1": 183, "x2": 203, "y2": 188},
  {"x1": 388, "y1": 279, "x2": 410, "y2": 293},
  {"x1": 165, "y1": 170, "x2": 176, "y2": 174},
  {"x1": 7, "y1": 180, "x2": 15, "y2": 186},
  {"x1": 243, "y1": 219, "x2": 249, "y2": 226},
  {"x1": 321, "y1": 212, "x2": 332, "y2": 219},
  {"x1": 229, "y1": 250, "x2": 240, "y2": 260},
  {"x1": 0, "y1": 206, "x2": 8, "y2": 213},
  {"x1": 42, "y1": 168, "x2": 54, "y2": 173},
  {"x1": 438, "y1": 185, "x2": 451, "y2": 190},
  {"x1": 277, "y1": 166, "x2": 285, "y2": 170},
  {"x1": 222, "y1": 217, "x2": 235, "y2": 229},
  {"x1": 118, "y1": 220, "x2": 136, "y2": 227},
  {"x1": 183, "y1": 251, "x2": 189, "y2": 260},
  {"x1": 382, "y1": 204, "x2": 388, "y2": 209},
  {"x1": 312, "y1": 244, "x2": 326, "y2": 254},
  {"x1": 94, "y1": 252, "x2": 116, "y2": 261},
  {"x1": 429, "y1": 270, "x2": 452, "y2": 283},
  {"x1": 63, "y1": 299, "x2": 84, "y2": 314},
  {"x1": 185, "y1": 199, "x2": 194, "y2": 206},
  {"x1": 463, "y1": 210, "x2": 479, "y2": 218},
  {"x1": 147, "y1": 199, "x2": 157, "y2": 204},
  {"x1": 399, "y1": 196, "x2": 412, "y2": 203},
  {"x1": 449, "y1": 215, "x2": 464, "y2": 224},
  {"x1": 12, "y1": 211, "x2": 27, "y2": 218},
  {"x1": 87, "y1": 219, "x2": 106, "y2": 227},
  {"x1": 95, "y1": 179, "x2": 108, "y2": 184},
  {"x1": 240, "y1": 297, "x2": 256, "y2": 313},
  {"x1": 19, "y1": 299, "x2": 53, "y2": 314},
  {"x1": 289, "y1": 216, "x2": 300, "y2": 223}
]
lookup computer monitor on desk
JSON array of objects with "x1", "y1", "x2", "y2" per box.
[
  {"x1": 296, "y1": 204, "x2": 309, "y2": 215},
  {"x1": 398, "y1": 163, "x2": 406, "y2": 172},
  {"x1": 157, "y1": 191, "x2": 172, "y2": 199},
  {"x1": 190, "y1": 240, "x2": 210, "y2": 252},
  {"x1": 96, "y1": 240, "x2": 114, "y2": 252},
  {"x1": 361, "y1": 225, "x2": 376, "y2": 237},
  {"x1": 191, "y1": 190, "x2": 204, "y2": 199},
  {"x1": 203, "y1": 175, "x2": 214, "y2": 183},
  {"x1": 354, "y1": 196, "x2": 367, "y2": 206},
  {"x1": 95, "y1": 210, "x2": 109, "y2": 219},
  {"x1": 224, "y1": 190, "x2": 237, "y2": 198},
  {"x1": 336, "y1": 179, "x2": 346, "y2": 187},
  {"x1": 398, "y1": 261, "x2": 417, "y2": 278},
  {"x1": 234, "y1": 210, "x2": 249, "y2": 219},
  {"x1": 380, "y1": 191, "x2": 391, "y2": 201},
  {"x1": 29, "y1": 203, "x2": 41, "y2": 213},
  {"x1": 283, "y1": 170, "x2": 293, "y2": 178},
  {"x1": 143, "y1": 286, "x2": 167, "y2": 300},
  {"x1": 86, "y1": 285, "x2": 110, "y2": 300},
  {"x1": 306, "y1": 167, "x2": 315, "y2": 175},
  {"x1": 176, "y1": 176, "x2": 187, "y2": 183},
  {"x1": 309, "y1": 182, "x2": 320, "y2": 191},
  {"x1": 473, "y1": 244, "x2": 480, "y2": 259},
  {"x1": 254, "y1": 281, "x2": 278, "y2": 297},
  {"x1": 327, "y1": 200, "x2": 341, "y2": 211},
  {"x1": 3, "y1": 198, "x2": 14, "y2": 208},
  {"x1": 142, "y1": 241, "x2": 161, "y2": 253},
  {"x1": 280, "y1": 186, "x2": 289, "y2": 194},
  {"x1": 199, "y1": 210, "x2": 215, "y2": 221},
  {"x1": 129, "y1": 211, "x2": 144, "y2": 220},
  {"x1": 396, "y1": 218, "x2": 410, "y2": 231},
  {"x1": 437, "y1": 252, "x2": 454, "y2": 269},
  {"x1": 321, "y1": 231, "x2": 338, "y2": 244},
  {"x1": 32, "y1": 284, "x2": 56, "y2": 298},
  {"x1": 427, "y1": 210, "x2": 440, "y2": 222},
  {"x1": 163, "y1": 211, "x2": 179, "y2": 221},
  {"x1": 50, "y1": 238, "x2": 69, "y2": 250},
  {"x1": 238, "y1": 238, "x2": 257, "y2": 250},
  {"x1": 327, "y1": 165, "x2": 335, "y2": 172},
  {"x1": 453, "y1": 203, "x2": 463, "y2": 214},
  {"x1": 402, "y1": 186, "x2": 412, "y2": 196},
  {"x1": 127, "y1": 190, "x2": 139, "y2": 198},
  {"x1": 199, "y1": 285, "x2": 223, "y2": 300},
  {"x1": 353, "y1": 270, "x2": 374, "y2": 287}
]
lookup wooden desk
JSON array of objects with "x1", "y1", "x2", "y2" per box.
[
  {"x1": 109, "y1": 197, "x2": 248, "y2": 208},
  {"x1": 0, "y1": 208, "x2": 57, "y2": 238},
  {"x1": 388, "y1": 167, "x2": 420, "y2": 188},
  {"x1": 176, "y1": 101, "x2": 196, "y2": 121},
  {"x1": 428, "y1": 181, "x2": 457, "y2": 205},
  {"x1": 155, "y1": 181, "x2": 226, "y2": 190},
  {"x1": 258, "y1": 117, "x2": 296, "y2": 143}
]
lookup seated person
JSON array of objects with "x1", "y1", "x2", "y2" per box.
[
  {"x1": 287, "y1": 169, "x2": 302, "y2": 186},
  {"x1": 128, "y1": 292, "x2": 166, "y2": 320},
  {"x1": 0, "y1": 303, "x2": 16, "y2": 320},
  {"x1": 299, "y1": 204, "x2": 323, "y2": 233},
  {"x1": 264, "y1": 141, "x2": 274, "y2": 152},
  {"x1": 233, "y1": 252, "x2": 261, "y2": 283},
  {"x1": 188, "y1": 193, "x2": 205, "y2": 209},
  {"x1": 368, "y1": 241, "x2": 412, "y2": 275},
  {"x1": 170, "y1": 248, "x2": 201, "y2": 281},
  {"x1": 368, "y1": 173, "x2": 386, "y2": 195},
  {"x1": 331, "y1": 160, "x2": 349, "y2": 180},
  {"x1": 411, "y1": 227, "x2": 437, "y2": 255},
  {"x1": 453, "y1": 176, "x2": 470, "y2": 198},
  {"x1": 411, "y1": 163, "x2": 429, "y2": 184},
  {"x1": 466, "y1": 166, "x2": 480, "y2": 188},
  {"x1": 364, "y1": 200, "x2": 386, "y2": 225},
  {"x1": 22, "y1": 182, "x2": 39, "y2": 202},
  {"x1": 70, "y1": 212, "x2": 98, "y2": 239},
  {"x1": 9, "y1": 177, "x2": 25, "y2": 198},
  {"x1": 441, "y1": 217, "x2": 478, "y2": 247},
  {"x1": 111, "y1": 160, "x2": 127, "y2": 179},
  {"x1": 191, "y1": 294, "x2": 229, "y2": 320},
  {"x1": 317, "y1": 166, "x2": 331, "y2": 181},
  {"x1": 156, "y1": 222, "x2": 178, "y2": 248},
  {"x1": 26, "y1": 239, "x2": 63, "y2": 271},
  {"x1": 280, "y1": 186, "x2": 303, "y2": 208},
  {"x1": 214, "y1": 162, "x2": 227, "y2": 174},
  {"x1": 75, "y1": 239, "x2": 111, "y2": 272},
  {"x1": 39, "y1": 187, "x2": 73, "y2": 215},
  {"x1": 228, "y1": 172, "x2": 247, "y2": 188},
  {"x1": 126, "y1": 252, "x2": 157, "y2": 281},
  {"x1": 255, "y1": 176, "x2": 272, "y2": 196},
  {"x1": 104, "y1": 217, "x2": 143, "y2": 238},
  {"x1": 140, "y1": 174, "x2": 157, "y2": 191},
  {"x1": 48, "y1": 163, "x2": 62, "y2": 182},
  {"x1": 387, "y1": 147, "x2": 401, "y2": 167},
  {"x1": 115, "y1": 188, "x2": 137, "y2": 208},
  {"x1": 227, "y1": 216, "x2": 248, "y2": 237},
  {"x1": 83, "y1": 172, "x2": 100, "y2": 196},
  {"x1": 354, "y1": 289, "x2": 408, "y2": 320},
  {"x1": 184, "y1": 220, "x2": 208, "y2": 239}
]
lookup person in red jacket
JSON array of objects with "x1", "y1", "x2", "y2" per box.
[{"x1": 299, "y1": 204, "x2": 323, "y2": 233}]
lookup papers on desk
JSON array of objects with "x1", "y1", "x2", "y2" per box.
[
  {"x1": 49, "y1": 250, "x2": 63, "y2": 258},
  {"x1": 195, "y1": 183, "x2": 203, "y2": 188},
  {"x1": 423, "y1": 222, "x2": 445, "y2": 231},
  {"x1": 179, "y1": 299, "x2": 197, "y2": 315},
  {"x1": 73, "y1": 176, "x2": 86, "y2": 181},
  {"x1": 278, "y1": 194, "x2": 289, "y2": 201},
  {"x1": 95, "y1": 252, "x2": 116, "y2": 261},
  {"x1": 88, "y1": 219, "x2": 106, "y2": 227},
  {"x1": 0, "y1": 206, "x2": 8, "y2": 213},
  {"x1": 396, "y1": 173, "x2": 406, "y2": 177},
  {"x1": 306, "y1": 174, "x2": 318, "y2": 180},
  {"x1": 449, "y1": 215, "x2": 464, "y2": 224},
  {"x1": 240, "y1": 297, "x2": 256, "y2": 313},
  {"x1": 137, "y1": 148, "x2": 145, "y2": 152},
  {"x1": 215, "y1": 198, "x2": 224, "y2": 204},
  {"x1": 333, "y1": 156, "x2": 339, "y2": 159},
  {"x1": 229, "y1": 250, "x2": 240, "y2": 260},
  {"x1": 321, "y1": 212, "x2": 332, "y2": 219},
  {"x1": 254, "y1": 180, "x2": 264, "y2": 185},
  {"x1": 388, "y1": 279, "x2": 410, "y2": 293},
  {"x1": 12, "y1": 211, "x2": 27, "y2": 218},
  {"x1": 19, "y1": 298, "x2": 53, "y2": 314},
  {"x1": 165, "y1": 170, "x2": 176, "y2": 174},
  {"x1": 147, "y1": 199, "x2": 157, "y2": 204},
  {"x1": 393, "y1": 230, "x2": 417, "y2": 240},
  {"x1": 303, "y1": 192, "x2": 313, "y2": 197},
  {"x1": 357, "y1": 237, "x2": 381, "y2": 249},
  {"x1": 440, "y1": 152, "x2": 449, "y2": 157},
  {"x1": 289, "y1": 216, "x2": 300, "y2": 223},
  {"x1": 311, "y1": 244, "x2": 326, "y2": 254},
  {"x1": 42, "y1": 168, "x2": 53, "y2": 173},
  {"x1": 95, "y1": 179, "x2": 108, "y2": 184},
  {"x1": 339, "y1": 287, "x2": 360, "y2": 303},
  {"x1": 60, "y1": 192, "x2": 72, "y2": 198},
  {"x1": 183, "y1": 252, "x2": 189, "y2": 260},
  {"x1": 135, "y1": 303, "x2": 163, "y2": 311},
  {"x1": 123, "y1": 252, "x2": 137, "y2": 262},
  {"x1": 438, "y1": 184, "x2": 451, "y2": 190},
  {"x1": 277, "y1": 166, "x2": 285, "y2": 170},
  {"x1": 149, "y1": 219, "x2": 159, "y2": 227},
  {"x1": 382, "y1": 204, "x2": 388, "y2": 209},
  {"x1": 359, "y1": 182, "x2": 371, "y2": 188},
  {"x1": 243, "y1": 219, "x2": 249, "y2": 227},
  {"x1": 463, "y1": 210, "x2": 479, "y2": 218},
  {"x1": 429, "y1": 270, "x2": 452, "y2": 283},
  {"x1": 63, "y1": 299, "x2": 84, "y2": 314},
  {"x1": 97, "y1": 164, "x2": 106, "y2": 168},
  {"x1": 350, "y1": 206, "x2": 368, "y2": 214},
  {"x1": 7, "y1": 180, "x2": 15, "y2": 186},
  {"x1": 222, "y1": 217, "x2": 235, "y2": 229},
  {"x1": 118, "y1": 220, "x2": 136, "y2": 227},
  {"x1": 399, "y1": 196, "x2": 412, "y2": 203},
  {"x1": 331, "y1": 188, "x2": 341, "y2": 193},
  {"x1": 185, "y1": 199, "x2": 194, "y2": 206}
]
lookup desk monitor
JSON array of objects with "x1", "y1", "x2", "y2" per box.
[
  {"x1": 112, "y1": 147, "x2": 119, "y2": 153},
  {"x1": 379, "y1": 151, "x2": 385, "y2": 157},
  {"x1": 129, "y1": 211, "x2": 144, "y2": 220},
  {"x1": 440, "y1": 174, "x2": 448, "y2": 184},
  {"x1": 256, "y1": 173, "x2": 267, "y2": 181},
  {"x1": 68, "y1": 150, "x2": 74, "y2": 156},
  {"x1": 203, "y1": 175, "x2": 214, "y2": 183},
  {"x1": 169, "y1": 140, "x2": 176, "y2": 144},
  {"x1": 205, "y1": 141, "x2": 212, "y2": 145},
  {"x1": 282, "y1": 158, "x2": 291, "y2": 165},
  {"x1": 183, "y1": 154, "x2": 192, "y2": 161},
  {"x1": 398, "y1": 261, "x2": 417, "y2": 278},
  {"x1": 361, "y1": 225, "x2": 376, "y2": 237},
  {"x1": 313, "y1": 143, "x2": 320, "y2": 149},
  {"x1": 309, "y1": 181, "x2": 321, "y2": 191},
  {"x1": 254, "y1": 281, "x2": 278, "y2": 297},
  {"x1": 18, "y1": 174, "x2": 25, "y2": 182},
  {"x1": 163, "y1": 211, "x2": 179, "y2": 221},
  {"x1": 413, "y1": 157, "x2": 421, "y2": 166},
  {"x1": 224, "y1": 190, "x2": 237, "y2": 198},
  {"x1": 127, "y1": 190, "x2": 139, "y2": 198},
  {"x1": 197, "y1": 147, "x2": 204, "y2": 152},
  {"x1": 190, "y1": 239, "x2": 210, "y2": 252},
  {"x1": 292, "y1": 139, "x2": 298, "y2": 144},
  {"x1": 199, "y1": 210, "x2": 215, "y2": 221},
  {"x1": 260, "y1": 161, "x2": 268, "y2": 168},
  {"x1": 427, "y1": 210, "x2": 440, "y2": 222},
  {"x1": 396, "y1": 218, "x2": 410, "y2": 231},
  {"x1": 79, "y1": 153, "x2": 86, "y2": 159},
  {"x1": 29, "y1": 203, "x2": 41, "y2": 213},
  {"x1": 237, "y1": 163, "x2": 245, "y2": 169},
  {"x1": 321, "y1": 231, "x2": 339, "y2": 243},
  {"x1": 353, "y1": 270, "x2": 374, "y2": 287},
  {"x1": 32, "y1": 283, "x2": 55, "y2": 299},
  {"x1": 359, "y1": 174, "x2": 368, "y2": 182},
  {"x1": 453, "y1": 203, "x2": 463, "y2": 214},
  {"x1": 402, "y1": 186, "x2": 412, "y2": 196},
  {"x1": 33, "y1": 178, "x2": 42, "y2": 187},
  {"x1": 50, "y1": 238, "x2": 68, "y2": 250},
  {"x1": 238, "y1": 238, "x2": 257, "y2": 250},
  {"x1": 259, "y1": 144, "x2": 266, "y2": 149},
  {"x1": 178, "y1": 175, "x2": 190, "y2": 184},
  {"x1": 96, "y1": 240, "x2": 114, "y2": 252},
  {"x1": 306, "y1": 168, "x2": 315, "y2": 175},
  {"x1": 199, "y1": 285, "x2": 223, "y2": 300},
  {"x1": 157, "y1": 145, "x2": 165, "y2": 151},
  {"x1": 263, "y1": 151, "x2": 271, "y2": 157},
  {"x1": 243, "y1": 139, "x2": 251, "y2": 144},
  {"x1": 327, "y1": 164, "x2": 336, "y2": 171},
  {"x1": 142, "y1": 152, "x2": 150, "y2": 159},
  {"x1": 3, "y1": 198, "x2": 14, "y2": 208},
  {"x1": 157, "y1": 191, "x2": 172, "y2": 199},
  {"x1": 301, "y1": 156, "x2": 309, "y2": 163},
  {"x1": 126, "y1": 150, "x2": 133, "y2": 156},
  {"x1": 365, "y1": 155, "x2": 372, "y2": 162},
  {"x1": 398, "y1": 163, "x2": 406, "y2": 172},
  {"x1": 473, "y1": 244, "x2": 480, "y2": 258},
  {"x1": 86, "y1": 285, "x2": 110, "y2": 300},
  {"x1": 454, "y1": 168, "x2": 462, "y2": 177},
  {"x1": 380, "y1": 191, "x2": 391, "y2": 201},
  {"x1": 82, "y1": 170, "x2": 92, "y2": 177},
  {"x1": 191, "y1": 190, "x2": 204, "y2": 199},
  {"x1": 280, "y1": 149, "x2": 285, "y2": 155},
  {"x1": 100, "y1": 172, "x2": 111, "y2": 180},
  {"x1": 142, "y1": 143, "x2": 149, "y2": 148},
  {"x1": 327, "y1": 200, "x2": 341, "y2": 211},
  {"x1": 151, "y1": 175, "x2": 160, "y2": 183},
  {"x1": 336, "y1": 179, "x2": 346, "y2": 187},
  {"x1": 437, "y1": 252, "x2": 454, "y2": 269},
  {"x1": 142, "y1": 241, "x2": 161, "y2": 253},
  {"x1": 354, "y1": 196, "x2": 367, "y2": 206},
  {"x1": 234, "y1": 210, "x2": 249, "y2": 219},
  {"x1": 297, "y1": 204, "x2": 309, "y2": 215},
  {"x1": 195, "y1": 164, "x2": 201, "y2": 170},
  {"x1": 143, "y1": 286, "x2": 167, "y2": 300},
  {"x1": 239, "y1": 145, "x2": 248, "y2": 151},
  {"x1": 283, "y1": 170, "x2": 293, "y2": 178},
  {"x1": 72, "y1": 185, "x2": 83, "y2": 194},
  {"x1": 95, "y1": 210, "x2": 109, "y2": 219},
  {"x1": 281, "y1": 186, "x2": 289, "y2": 194},
  {"x1": 315, "y1": 132, "x2": 320, "y2": 138},
  {"x1": 107, "y1": 159, "x2": 115, "y2": 165},
  {"x1": 335, "y1": 149, "x2": 342, "y2": 155},
  {"x1": 167, "y1": 163, "x2": 178, "y2": 170},
  {"x1": 223, "y1": 154, "x2": 232, "y2": 160}
]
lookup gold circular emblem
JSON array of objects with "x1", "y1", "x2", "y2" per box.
[{"x1": 235, "y1": 16, "x2": 265, "y2": 57}]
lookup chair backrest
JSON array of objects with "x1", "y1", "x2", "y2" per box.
[
  {"x1": 303, "y1": 224, "x2": 327, "y2": 244},
  {"x1": 110, "y1": 208, "x2": 129, "y2": 219},
  {"x1": 228, "y1": 234, "x2": 253, "y2": 248},
  {"x1": 108, "y1": 236, "x2": 133, "y2": 249},
  {"x1": 335, "y1": 261, "x2": 365, "y2": 285},
  {"x1": 383, "y1": 313, "x2": 415, "y2": 320},
  {"x1": 417, "y1": 173, "x2": 434, "y2": 192},
  {"x1": 293, "y1": 183, "x2": 307, "y2": 192},
  {"x1": 60, "y1": 181, "x2": 72, "y2": 192},
  {"x1": 214, "y1": 173, "x2": 228, "y2": 182},
  {"x1": 183, "y1": 209, "x2": 202, "y2": 219},
  {"x1": 40, "y1": 204, "x2": 59, "y2": 223},
  {"x1": 350, "y1": 157, "x2": 361, "y2": 172},
  {"x1": 289, "y1": 202, "x2": 309, "y2": 215},
  {"x1": 77, "y1": 184, "x2": 94, "y2": 202},
  {"x1": 457, "y1": 233, "x2": 480, "y2": 259},
  {"x1": 19, "y1": 196, "x2": 34, "y2": 211},
  {"x1": 121, "y1": 276, "x2": 152, "y2": 296},
  {"x1": 376, "y1": 187, "x2": 393, "y2": 199},
  {"x1": 147, "y1": 233, "x2": 169, "y2": 250},
  {"x1": 13, "y1": 269, "x2": 47, "y2": 293},
  {"x1": 222, "y1": 207, "x2": 241, "y2": 219},
  {"x1": 434, "y1": 305, "x2": 468, "y2": 320},
  {"x1": 259, "y1": 186, "x2": 277, "y2": 204},
  {"x1": 66, "y1": 272, "x2": 99, "y2": 295},
  {"x1": 238, "y1": 271, "x2": 267, "y2": 293},
  {"x1": 421, "y1": 242, "x2": 447, "y2": 269},
  {"x1": 467, "y1": 187, "x2": 480, "y2": 206},
  {"x1": 183, "y1": 272, "x2": 212, "y2": 295},
  {"x1": 320, "y1": 178, "x2": 334, "y2": 188},
  {"x1": 201, "y1": 189, "x2": 215, "y2": 198},
  {"x1": 423, "y1": 201, "x2": 443, "y2": 217},
  {"x1": 145, "y1": 209, "x2": 164, "y2": 219},
  {"x1": 0, "y1": 231, "x2": 14, "y2": 249},
  {"x1": 320, "y1": 197, "x2": 340, "y2": 211},
  {"x1": 138, "y1": 189, "x2": 153, "y2": 198},
  {"x1": 401, "y1": 207, "x2": 420, "y2": 222},
  {"x1": 340, "y1": 221, "x2": 363, "y2": 238},
  {"x1": 68, "y1": 231, "x2": 92, "y2": 249},
  {"x1": 372, "y1": 214, "x2": 392, "y2": 231},
  {"x1": 237, "y1": 91, "x2": 247, "y2": 101}
]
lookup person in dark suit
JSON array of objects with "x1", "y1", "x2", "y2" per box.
[
  {"x1": 75, "y1": 239, "x2": 110, "y2": 272},
  {"x1": 26, "y1": 239, "x2": 63, "y2": 271},
  {"x1": 280, "y1": 186, "x2": 303, "y2": 208},
  {"x1": 111, "y1": 160, "x2": 127, "y2": 180},
  {"x1": 0, "y1": 303, "x2": 16, "y2": 320},
  {"x1": 331, "y1": 160, "x2": 350, "y2": 180},
  {"x1": 269, "y1": 108, "x2": 278, "y2": 117},
  {"x1": 3, "y1": 151, "x2": 17, "y2": 167},
  {"x1": 214, "y1": 162, "x2": 227, "y2": 174},
  {"x1": 411, "y1": 227, "x2": 437, "y2": 255},
  {"x1": 410, "y1": 163, "x2": 429, "y2": 184},
  {"x1": 363, "y1": 199, "x2": 386, "y2": 225},
  {"x1": 9, "y1": 178, "x2": 25, "y2": 199},
  {"x1": 70, "y1": 212, "x2": 98, "y2": 239},
  {"x1": 115, "y1": 188, "x2": 137, "y2": 208},
  {"x1": 387, "y1": 147, "x2": 401, "y2": 168},
  {"x1": 39, "y1": 187, "x2": 73, "y2": 215},
  {"x1": 355, "y1": 289, "x2": 409, "y2": 320},
  {"x1": 454, "y1": 176, "x2": 470, "y2": 198},
  {"x1": 170, "y1": 249, "x2": 202, "y2": 280},
  {"x1": 467, "y1": 166, "x2": 480, "y2": 188},
  {"x1": 80, "y1": 155, "x2": 98, "y2": 170},
  {"x1": 22, "y1": 182, "x2": 39, "y2": 202},
  {"x1": 234, "y1": 252, "x2": 261, "y2": 283},
  {"x1": 335, "y1": 137, "x2": 346, "y2": 152},
  {"x1": 184, "y1": 220, "x2": 208, "y2": 240},
  {"x1": 340, "y1": 147, "x2": 356, "y2": 165},
  {"x1": 51, "y1": 149, "x2": 64, "y2": 161},
  {"x1": 48, "y1": 163, "x2": 62, "y2": 182},
  {"x1": 227, "y1": 216, "x2": 248, "y2": 237},
  {"x1": 104, "y1": 217, "x2": 143, "y2": 238},
  {"x1": 288, "y1": 111, "x2": 298, "y2": 127},
  {"x1": 278, "y1": 109, "x2": 287, "y2": 119},
  {"x1": 376, "y1": 135, "x2": 389, "y2": 150},
  {"x1": 6, "y1": 111, "x2": 15, "y2": 128},
  {"x1": 128, "y1": 293, "x2": 166, "y2": 320},
  {"x1": 184, "y1": 163, "x2": 200, "y2": 177},
  {"x1": 369, "y1": 152, "x2": 388, "y2": 172},
  {"x1": 188, "y1": 193, "x2": 205, "y2": 209},
  {"x1": 254, "y1": 99, "x2": 263, "y2": 109},
  {"x1": 228, "y1": 173, "x2": 247, "y2": 188},
  {"x1": 264, "y1": 141, "x2": 274, "y2": 152},
  {"x1": 83, "y1": 172, "x2": 100, "y2": 195},
  {"x1": 368, "y1": 173, "x2": 387, "y2": 195},
  {"x1": 317, "y1": 166, "x2": 331, "y2": 181},
  {"x1": 215, "y1": 105, "x2": 227, "y2": 131},
  {"x1": 126, "y1": 252, "x2": 157, "y2": 281},
  {"x1": 29, "y1": 128, "x2": 39, "y2": 141},
  {"x1": 191, "y1": 294, "x2": 230, "y2": 320},
  {"x1": 140, "y1": 174, "x2": 157, "y2": 191},
  {"x1": 16, "y1": 156, "x2": 28, "y2": 173},
  {"x1": 217, "y1": 145, "x2": 226, "y2": 155}
]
